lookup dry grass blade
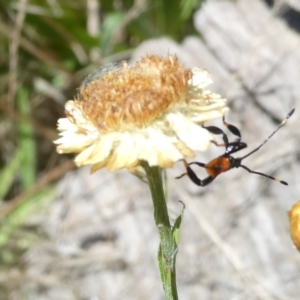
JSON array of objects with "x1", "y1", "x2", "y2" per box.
[{"x1": 0, "y1": 160, "x2": 75, "y2": 220}]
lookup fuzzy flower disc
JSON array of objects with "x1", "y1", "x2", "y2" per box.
[{"x1": 54, "y1": 55, "x2": 227, "y2": 172}]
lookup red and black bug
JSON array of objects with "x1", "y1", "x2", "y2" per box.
[{"x1": 176, "y1": 108, "x2": 295, "y2": 186}]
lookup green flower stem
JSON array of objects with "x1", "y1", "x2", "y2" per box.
[{"x1": 141, "y1": 161, "x2": 178, "y2": 300}]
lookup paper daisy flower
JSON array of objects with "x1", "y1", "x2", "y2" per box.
[{"x1": 54, "y1": 55, "x2": 227, "y2": 172}]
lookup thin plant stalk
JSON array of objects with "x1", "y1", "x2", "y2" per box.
[{"x1": 141, "y1": 161, "x2": 178, "y2": 300}]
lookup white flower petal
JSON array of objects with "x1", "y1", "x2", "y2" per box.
[
  {"x1": 145, "y1": 127, "x2": 183, "y2": 166},
  {"x1": 65, "y1": 101, "x2": 86, "y2": 123},
  {"x1": 75, "y1": 133, "x2": 117, "y2": 166},
  {"x1": 127, "y1": 128, "x2": 181, "y2": 167},
  {"x1": 55, "y1": 133, "x2": 95, "y2": 153},
  {"x1": 57, "y1": 118, "x2": 78, "y2": 132},
  {"x1": 167, "y1": 113, "x2": 212, "y2": 151},
  {"x1": 135, "y1": 133, "x2": 159, "y2": 166},
  {"x1": 188, "y1": 68, "x2": 212, "y2": 88},
  {"x1": 105, "y1": 132, "x2": 139, "y2": 170}
]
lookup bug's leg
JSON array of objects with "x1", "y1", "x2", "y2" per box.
[
  {"x1": 210, "y1": 140, "x2": 226, "y2": 147},
  {"x1": 188, "y1": 161, "x2": 206, "y2": 168},
  {"x1": 199, "y1": 176, "x2": 215, "y2": 186},
  {"x1": 175, "y1": 172, "x2": 187, "y2": 179},
  {"x1": 202, "y1": 125, "x2": 229, "y2": 147},
  {"x1": 185, "y1": 165, "x2": 214, "y2": 186},
  {"x1": 175, "y1": 159, "x2": 193, "y2": 179},
  {"x1": 176, "y1": 160, "x2": 188, "y2": 179},
  {"x1": 222, "y1": 115, "x2": 241, "y2": 140},
  {"x1": 176, "y1": 160, "x2": 215, "y2": 186}
]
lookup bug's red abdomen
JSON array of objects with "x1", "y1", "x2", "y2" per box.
[{"x1": 206, "y1": 156, "x2": 231, "y2": 178}]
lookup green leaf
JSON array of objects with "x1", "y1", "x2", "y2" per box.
[
  {"x1": 0, "y1": 187, "x2": 54, "y2": 248},
  {"x1": 180, "y1": 0, "x2": 202, "y2": 20},
  {"x1": 172, "y1": 201, "x2": 185, "y2": 245},
  {"x1": 0, "y1": 149, "x2": 23, "y2": 201},
  {"x1": 100, "y1": 12, "x2": 126, "y2": 56},
  {"x1": 17, "y1": 87, "x2": 36, "y2": 190}
]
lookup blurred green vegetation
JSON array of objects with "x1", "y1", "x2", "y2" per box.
[{"x1": 0, "y1": 0, "x2": 202, "y2": 250}]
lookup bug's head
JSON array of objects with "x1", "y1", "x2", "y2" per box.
[
  {"x1": 238, "y1": 142, "x2": 247, "y2": 150},
  {"x1": 226, "y1": 141, "x2": 247, "y2": 155}
]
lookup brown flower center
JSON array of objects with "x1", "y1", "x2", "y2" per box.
[{"x1": 75, "y1": 56, "x2": 192, "y2": 132}]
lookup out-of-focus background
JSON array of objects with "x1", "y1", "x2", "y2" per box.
[{"x1": 1, "y1": 0, "x2": 300, "y2": 299}]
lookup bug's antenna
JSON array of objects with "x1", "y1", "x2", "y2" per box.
[
  {"x1": 240, "y1": 164, "x2": 288, "y2": 185},
  {"x1": 240, "y1": 108, "x2": 295, "y2": 160}
]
